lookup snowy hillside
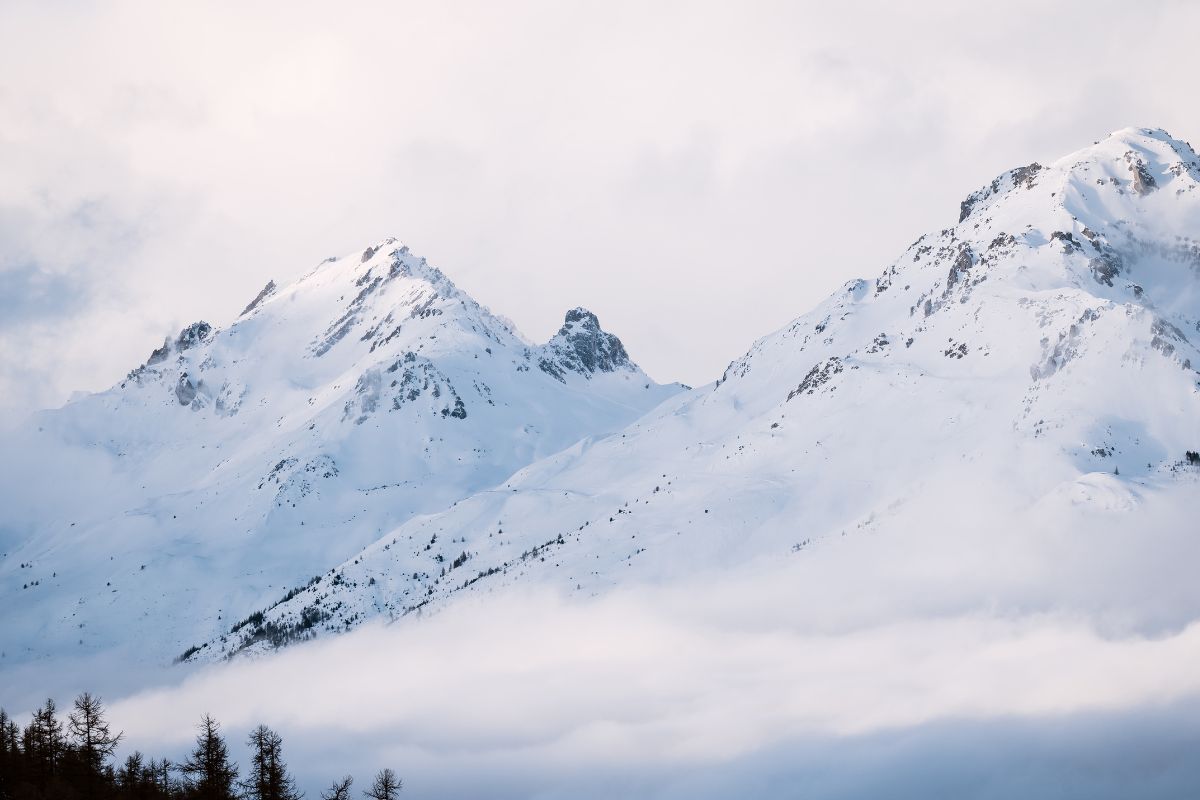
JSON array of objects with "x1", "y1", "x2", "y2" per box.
[
  {"x1": 202, "y1": 127, "x2": 1200, "y2": 661},
  {"x1": 0, "y1": 241, "x2": 683, "y2": 666}
]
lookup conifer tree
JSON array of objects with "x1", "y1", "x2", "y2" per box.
[
  {"x1": 320, "y1": 775, "x2": 354, "y2": 800},
  {"x1": 118, "y1": 750, "x2": 147, "y2": 797},
  {"x1": 69, "y1": 690, "x2": 124, "y2": 791},
  {"x1": 0, "y1": 708, "x2": 14, "y2": 799},
  {"x1": 242, "y1": 724, "x2": 302, "y2": 800},
  {"x1": 24, "y1": 698, "x2": 65, "y2": 788},
  {"x1": 4, "y1": 712, "x2": 22, "y2": 791},
  {"x1": 178, "y1": 714, "x2": 239, "y2": 800},
  {"x1": 364, "y1": 768, "x2": 402, "y2": 800},
  {"x1": 150, "y1": 757, "x2": 176, "y2": 797}
]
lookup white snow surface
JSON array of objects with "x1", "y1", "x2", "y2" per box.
[
  {"x1": 180, "y1": 127, "x2": 1200, "y2": 662},
  {"x1": 3, "y1": 126, "x2": 1200, "y2": 682},
  {"x1": 0, "y1": 240, "x2": 683, "y2": 666}
]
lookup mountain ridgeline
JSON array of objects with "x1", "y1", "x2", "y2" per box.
[
  {"x1": 0, "y1": 241, "x2": 683, "y2": 668},
  {"x1": 2, "y1": 127, "x2": 1200, "y2": 672},
  {"x1": 186, "y1": 127, "x2": 1200, "y2": 661}
]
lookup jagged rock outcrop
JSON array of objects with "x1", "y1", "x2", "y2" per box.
[
  {"x1": 240, "y1": 280, "x2": 277, "y2": 316},
  {"x1": 536, "y1": 308, "x2": 633, "y2": 382},
  {"x1": 176, "y1": 321, "x2": 213, "y2": 350},
  {"x1": 959, "y1": 162, "x2": 1043, "y2": 222},
  {"x1": 175, "y1": 373, "x2": 198, "y2": 405}
]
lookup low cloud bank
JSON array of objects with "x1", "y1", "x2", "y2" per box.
[
  {"x1": 92, "y1": 571, "x2": 1200, "y2": 798},
  {"x1": 7, "y1": 476, "x2": 1199, "y2": 797}
]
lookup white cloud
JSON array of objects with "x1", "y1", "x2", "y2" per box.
[
  {"x1": 5, "y1": 470, "x2": 1199, "y2": 797},
  {"x1": 3, "y1": 1, "x2": 1200, "y2": 422},
  {"x1": 86, "y1": 578, "x2": 1200, "y2": 798}
]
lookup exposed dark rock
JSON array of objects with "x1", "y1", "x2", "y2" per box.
[
  {"x1": 1050, "y1": 231, "x2": 1084, "y2": 253},
  {"x1": 175, "y1": 373, "x2": 197, "y2": 405},
  {"x1": 875, "y1": 264, "x2": 897, "y2": 294},
  {"x1": 1151, "y1": 318, "x2": 1189, "y2": 359},
  {"x1": 146, "y1": 339, "x2": 171, "y2": 366},
  {"x1": 1032, "y1": 308, "x2": 1102, "y2": 380},
  {"x1": 943, "y1": 341, "x2": 968, "y2": 359},
  {"x1": 1078, "y1": 228, "x2": 1125, "y2": 287},
  {"x1": 537, "y1": 308, "x2": 631, "y2": 381},
  {"x1": 345, "y1": 353, "x2": 467, "y2": 423},
  {"x1": 945, "y1": 245, "x2": 975, "y2": 293},
  {"x1": 176, "y1": 321, "x2": 213, "y2": 351},
  {"x1": 787, "y1": 357, "x2": 844, "y2": 400},
  {"x1": 1089, "y1": 252, "x2": 1122, "y2": 287},
  {"x1": 443, "y1": 397, "x2": 467, "y2": 419},
  {"x1": 313, "y1": 275, "x2": 382, "y2": 357},
  {"x1": 1010, "y1": 163, "x2": 1043, "y2": 189},
  {"x1": 1126, "y1": 153, "x2": 1158, "y2": 195},
  {"x1": 261, "y1": 457, "x2": 299, "y2": 489},
  {"x1": 958, "y1": 197, "x2": 976, "y2": 224},
  {"x1": 537, "y1": 358, "x2": 566, "y2": 382},
  {"x1": 240, "y1": 280, "x2": 277, "y2": 317},
  {"x1": 988, "y1": 232, "x2": 1018, "y2": 252},
  {"x1": 958, "y1": 163, "x2": 1042, "y2": 222}
]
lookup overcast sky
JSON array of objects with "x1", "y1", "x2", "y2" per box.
[{"x1": 3, "y1": 0, "x2": 1200, "y2": 421}]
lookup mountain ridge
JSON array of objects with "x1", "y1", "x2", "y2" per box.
[
  {"x1": 0, "y1": 239, "x2": 684, "y2": 668},
  {"x1": 186, "y1": 126, "x2": 1200, "y2": 661},
  {"x1": 3, "y1": 127, "x2": 1199, "y2": 674}
]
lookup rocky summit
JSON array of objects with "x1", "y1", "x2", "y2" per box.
[
  {"x1": 0, "y1": 241, "x2": 683, "y2": 667},
  {"x1": 2, "y1": 127, "x2": 1199, "y2": 675},
  {"x1": 181, "y1": 126, "x2": 1200, "y2": 661}
]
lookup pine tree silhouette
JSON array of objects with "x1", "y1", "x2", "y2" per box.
[
  {"x1": 364, "y1": 767, "x2": 402, "y2": 799},
  {"x1": 69, "y1": 690, "x2": 125, "y2": 794},
  {"x1": 1, "y1": 692, "x2": 404, "y2": 800},
  {"x1": 178, "y1": 714, "x2": 239, "y2": 800},
  {"x1": 242, "y1": 724, "x2": 302, "y2": 800},
  {"x1": 321, "y1": 775, "x2": 355, "y2": 800}
]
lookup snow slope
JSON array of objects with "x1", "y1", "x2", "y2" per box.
[
  {"x1": 202, "y1": 127, "x2": 1200, "y2": 660},
  {"x1": 0, "y1": 241, "x2": 683, "y2": 666}
]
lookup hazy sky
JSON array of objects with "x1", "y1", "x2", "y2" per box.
[{"x1": 3, "y1": 0, "x2": 1200, "y2": 421}]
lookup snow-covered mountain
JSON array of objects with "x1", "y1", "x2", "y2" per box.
[
  {"x1": 5, "y1": 127, "x2": 1200, "y2": 677},
  {"x1": 196, "y1": 127, "x2": 1200, "y2": 661},
  {"x1": 0, "y1": 241, "x2": 683, "y2": 665}
]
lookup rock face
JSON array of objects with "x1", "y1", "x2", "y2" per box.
[
  {"x1": 174, "y1": 373, "x2": 198, "y2": 406},
  {"x1": 536, "y1": 307, "x2": 633, "y2": 381},
  {"x1": 189, "y1": 126, "x2": 1200, "y2": 663},
  {"x1": 0, "y1": 241, "x2": 684, "y2": 669},
  {"x1": 1126, "y1": 152, "x2": 1158, "y2": 195},
  {"x1": 958, "y1": 162, "x2": 1043, "y2": 222},
  {"x1": 239, "y1": 280, "x2": 277, "y2": 316},
  {"x1": 175, "y1": 321, "x2": 213, "y2": 350}
]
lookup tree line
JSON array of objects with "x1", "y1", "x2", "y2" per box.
[{"x1": 0, "y1": 694, "x2": 401, "y2": 800}]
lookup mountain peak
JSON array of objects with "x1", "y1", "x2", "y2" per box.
[
  {"x1": 1070, "y1": 126, "x2": 1198, "y2": 163},
  {"x1": 958, "y1": 126, "x2": 1200, "y2": 226},
  {"x1": 560, "y1": 306, "x2": 601, "y2": 331},
  {"x1": 24, "y1": 127, "x2": 1196, "y2": 675},
  {"x1": 537, "y1": 307, "x2": 633, "y2": 381},
  {"x1": 8, "y1": 235, "x2": 685, "y2": 668}
]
